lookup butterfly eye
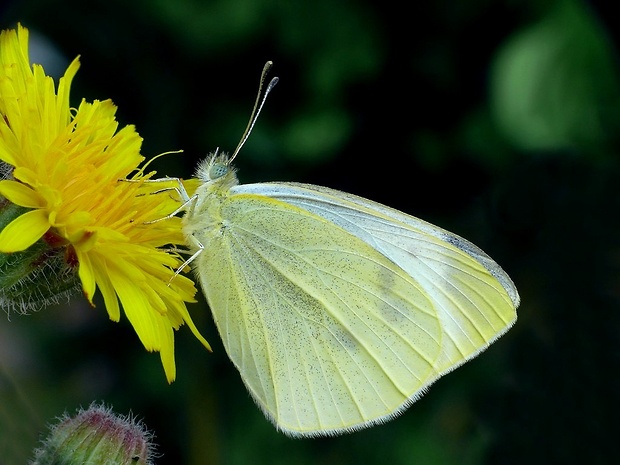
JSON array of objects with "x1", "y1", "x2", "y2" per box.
[{"x1": 209, "y1": 162, "x2": 229, "y2": 180}]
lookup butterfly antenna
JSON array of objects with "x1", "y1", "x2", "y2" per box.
[{"x1": 229, "y1": 61, "x2": 279, "y2": 163}]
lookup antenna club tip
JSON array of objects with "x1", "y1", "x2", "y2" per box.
[
  {"x1": 268, "y1": 76, "x2": 279, "y2": 90},
  {"x1": 231, "y1": 62, "x2": 278, "y2": 161}
]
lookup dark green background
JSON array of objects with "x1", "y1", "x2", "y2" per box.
[{"x1": 1, "y1": 0, "x2": 619, "y2": 463}]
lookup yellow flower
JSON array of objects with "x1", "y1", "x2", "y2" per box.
[{"x1": 0, "y1": 24, "x2": 210, "y2": 382}]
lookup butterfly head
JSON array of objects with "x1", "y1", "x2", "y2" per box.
[{"x1": 194, "y1": 149, "x2": 239, "y2": 189}]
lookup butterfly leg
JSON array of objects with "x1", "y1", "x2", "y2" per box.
[
  {"x1": 121, "y1": 177, "x2": 198, "y2": 223},
  {"x1": 146, "y1": 193, "x2": 198, "y2": 224},
  {"x1": 168, "y1": 234, "x2": 204, "y2": 284},
  {"x1": 122, "y1": 176, "x2": 192, "y2": 199}
]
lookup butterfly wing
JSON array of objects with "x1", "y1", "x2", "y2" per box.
[
  {"x1": 195, "y1": 183, "x2": 518, "y2": 436},
  {"x1": 236, "y1": 182, "x2": 519, "y2": 374}
]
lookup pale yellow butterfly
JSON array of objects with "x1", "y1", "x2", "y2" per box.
[{"x1": 170, "y1": 62, "x2": 519, "y2": 437}]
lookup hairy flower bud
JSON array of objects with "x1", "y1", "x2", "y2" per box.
[{"x1": 31, "y1": 404, "x2": 156, "y2": 465}]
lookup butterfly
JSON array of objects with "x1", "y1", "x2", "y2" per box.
[{"x1": 171, "y1": 62, "x2": 519, "y2": 437}]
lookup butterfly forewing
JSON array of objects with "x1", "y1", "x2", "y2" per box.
[
  {"x1": 193, "y1": 192, "x2": 448, "y2": 436},
  {"x1": 234, "y1": 182, "x2": 519, "y2": 374}
]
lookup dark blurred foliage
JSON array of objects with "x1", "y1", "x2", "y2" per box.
[{"x1": 1, "y1": 0, "x2": 619, "y2": 463}]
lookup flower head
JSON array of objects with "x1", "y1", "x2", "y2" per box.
[{"x1": 0, "y1": 24, "x2": 210, "y2": 382}]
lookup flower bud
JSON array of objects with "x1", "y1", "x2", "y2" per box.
[{"x1": 31, "y1": 404, "x2": 156, "y2": 465}]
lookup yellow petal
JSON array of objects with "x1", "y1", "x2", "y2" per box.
[
  {"x1": 76, "y1": 249, "x2": 97, "y2": 305},
  {"x1": 0, "y1": 209, "x2": 49, "y2": 252},
  {"x1": 112, "y1": 275, "x2": 160, "y2": 350},
  {"x1": 158, "y1": 323, "x2": 177, "y2": 383},
  {"x1": 91, "y1": 258, "x2": 121, "y2": 321},
  {"x1": 0, "y1": 180, "x2": 45, "y2": 208}
]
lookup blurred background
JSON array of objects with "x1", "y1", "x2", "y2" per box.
[{"x1": 1, "y1": 0, "x2": 619, "y2": 463}]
